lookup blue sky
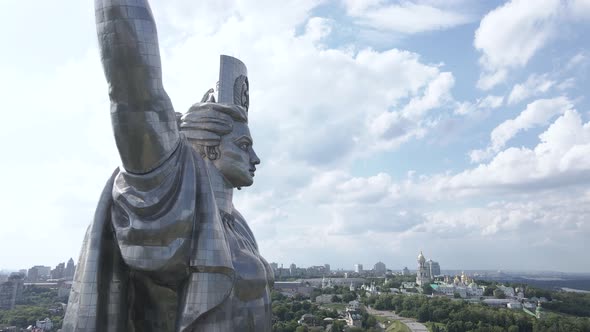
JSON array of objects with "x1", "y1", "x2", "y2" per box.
[{"x1": 1, "y1": 0, "x2": 590, "y2": 273}]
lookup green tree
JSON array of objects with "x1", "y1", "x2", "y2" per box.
[
  {"x1": 493, "y1": 289, "x2": 506, "y2": 299},
  {"x1": 417, "y1": 305, "x2": 430, "y2": 323},
  {"x1": 366, "y1": 315, "x2": 377, "y2": 327},
  {"x1": 330, "y1": 320, "x2": 346, "y2": 332}
]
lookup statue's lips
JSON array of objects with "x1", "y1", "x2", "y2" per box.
[{"x1": 249, "y1": 168, "x2": 256, "y2": 176}]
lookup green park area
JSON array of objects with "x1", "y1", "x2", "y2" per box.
[{"x1": 0, "y1": 286, "x2": 65, "y2": 331}]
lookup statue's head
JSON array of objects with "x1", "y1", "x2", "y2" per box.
[{"x1": 179, "y1": 102, "x2": 260, "y2": 188}]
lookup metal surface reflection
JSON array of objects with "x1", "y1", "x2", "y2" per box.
[{"x1": 62, "y1": 1, "x2": 273, "y2": 331}]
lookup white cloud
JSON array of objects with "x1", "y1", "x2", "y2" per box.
[
  {"x1": 343, "y1": 0, "x2": 473, "y2": 34},
  {"x1": 304, "y1": 17, "x2": 333, "y2": 43},
  {"x1": 476, "y1": 69, "x2": 508, "y2": 91},
  {"x1": 470, "y1": 97, "x2": 573, "y2": 162},
  {"x1": 416, "y1": 193, "x2": 590, "y2": 246},
  {"x1": 569, "y1": 0, "x2": 590, "y2": 20},
  {"x1": 454, "y1": 101, "x2": 475, "y2": 115},
  {"x1": 457, "y1": 108, "x2": 590, "y2": 192},
  {"x1": 368, "y1": 71, "x2": 456, "y2": 151},
  {"x1": 299, "y1": 171, "x2": 398, "y2": 206},
  {"x1": 452, "y1": 95, "x2": 502, "y2": 120},
  {"x1": 508, "y1": 74, "x2": 556, "y2": 105},
  {"x1": 475, "y1": 0, "x2": 590, "y2": 91},
  {"x1": 477, "y1": 95, "x2": 504, "y2": 109},
  {"x1": 280, "y1": 133, "x2": 590, "y2": 270},
  {"x1": 474, "y1": 0, "x2": 562, "y2": 90},
  {"x1": 401, "y1": 72, "x2": 455, "y2": 120},
  {"x1": 565, "y1": 51, "x2": 589, "y2": 71},
  {"x1": 557, "y1": 78, "x2": 576, "y2": 91}
]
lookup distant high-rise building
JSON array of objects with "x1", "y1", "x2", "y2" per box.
[
  {"x1": 426, "y1": 259, "x2": 440, "y2": 278},
  {"x1": 270, "y1": 262, "x2": 278, "y2": 273},
  {"x1": 27, "y1": 267, "x2": 39, "y2": 282},
  {"x1": 51, "y1": 262, "x2": 65, "y2": 280},
  {"x1": 354, "y1": 264, "x2": 363, "y2": 273},
  {"x1": 0, "y1": 273, "x2": 24, "y2": 310},
  {"x1": 65, "y1": 258, "x2": 75, "y2": 280},
  {"x1": 324, "y1": 264, "x2": 330, "y2": 273},
  {"x1": 374, "y1": 262, "x2": 386, "y2": 275},
  {"x1": 27, "y1": 265, "x2": 51, "y2": 282},
  {"x1": 38, "y1": 266, "x2": 51, "y2": 279},
  {"x1": 402, "y1": 267, "x2": 410, "y2": 276},
  {"x1": 290, "y1": 263, "x2": 296, "y2": 276}
]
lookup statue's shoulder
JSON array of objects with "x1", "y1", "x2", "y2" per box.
[{"x1": 231, "y1": 208, "x2": 258, "y2": 248}]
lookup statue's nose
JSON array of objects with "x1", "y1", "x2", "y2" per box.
[{"x1": 250, "y1": 148, "x2": 260, "y2": 165}]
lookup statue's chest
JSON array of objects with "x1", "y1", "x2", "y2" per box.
[{"x1": 220, "y1": 211, "x2": 271, "y2": 301}]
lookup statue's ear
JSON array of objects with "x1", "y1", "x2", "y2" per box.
[{"x1": 206, "y1": 146, "x2": 221, "y2": 160}]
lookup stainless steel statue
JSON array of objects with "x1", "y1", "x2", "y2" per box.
[{"x1": 62, "y1": 1, "x2": 273, "y2": 331}]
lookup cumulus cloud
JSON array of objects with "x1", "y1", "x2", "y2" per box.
[
  {"x1": 368, "y1": 71, "x2": 456, "y2": 151},
  {"x1": 282, "y1": 126, "x2": 590, "y2": 270},
  {"x1": 470, "y1": 97, "x2": 573, "y2": 162},
  {"x1": 508, "y1": 74, "x2": 556, "y2": 105},
  {"x1": 477, "y1": 95, "x2": 504, "y2": 109},
  {"x1": 565, "y1": 51, "x2": 589, "y2": 73},
  {"x1": 475, "y1": 0, "x2": 562, "y2": 90},
  {"x1": 414, "y1": 193, "x2": 590, "y2": 255},
  {"x1": 343, "y1": 0, "x2": 473, "y2": 34},
  {"x1": 475, "y1": 0, "x2": 590, "y2": 90},
  {"x1": 456, "y1": 107, "x2": 590, "y2": 193}
]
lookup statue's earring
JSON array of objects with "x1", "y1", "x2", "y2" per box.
[{"x1": 206, "y1": 146, "x2": 220, "y2": 160}]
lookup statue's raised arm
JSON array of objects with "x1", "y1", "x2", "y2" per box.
[{"x1": 95, "y1": 0, "x2": 179, "y2": 173}]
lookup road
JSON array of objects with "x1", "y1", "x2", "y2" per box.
[{"x1": 367, "y1": 307, "x2": 429, "y2": 332}]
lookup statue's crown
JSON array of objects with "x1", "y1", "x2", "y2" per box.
[{"x1": 217, "y1": 55, "x2": 249, "y2": 112}]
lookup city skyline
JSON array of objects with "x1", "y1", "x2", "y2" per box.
[
  {"x1": 4, "y1": 255, "x2": 590, "y2": 276},
  {"x1": 1, "y1": 0, "x2": 590, "y2": 273}
]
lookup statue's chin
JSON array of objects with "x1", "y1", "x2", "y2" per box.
[
  {"x1": 233, "y1": 180, "x2": 253, "y2": 188},
  {"x1": 229, "y1": 175, "x2": 253, "y2": 189}
]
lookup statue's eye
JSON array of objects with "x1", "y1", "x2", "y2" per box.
[
  {"x1": 234, "y1": 136, "x2": 253, "y2": 151},
  {"x1": 238, "y1": 142, "x2": 250, "y2": 151}
]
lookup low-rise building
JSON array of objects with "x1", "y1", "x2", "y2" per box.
[
  {"x1": 315, "y1": 294, "x2": 335, "y2": 304},
  {"x1": 36, "y1": 318, "x2": 53, "y2": 331},
  {"x1": 497, "y1": 285, "x2": 516, "y2": 298},
  {"x1": 507, "y1": 302, "x2": 523, "y2": 309},
  {"x1": 482, "y1": 299, "x2": 512, "y2": 307},
  {"x1": 273, "y1": 281, "x2": 313, "y2": 297},
  {"x1": 431, "y1": 279, "x2": 484, "y2": 299}
]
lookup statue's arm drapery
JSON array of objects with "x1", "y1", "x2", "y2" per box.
[{"x1": 95, "y1": 0, "x2": 179, "y2": 173}]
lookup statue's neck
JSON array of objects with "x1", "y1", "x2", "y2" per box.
[{"x1": 204, "y1": 160, "x2": 234, "y2": 214}]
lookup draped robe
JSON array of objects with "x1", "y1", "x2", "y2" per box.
[{"x1": 62, "y1": 137, "x2": 273, "y2": 332}]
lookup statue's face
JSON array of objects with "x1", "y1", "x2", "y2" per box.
[{"x1": 213, "y1": 122, "x2": 260, "y2": 188}]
